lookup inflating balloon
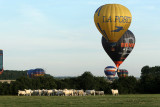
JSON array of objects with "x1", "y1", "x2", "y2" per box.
[
  {"x1": 104, "y1": 66, "x2": 116, "y2": 80},
  {"x1": 0, "y1": 50, "x2": 3, "y2": 75},
  {"x1": 94, "y1": 4, "x2": 132, "y2": 43},
  {"x1": 117, "y1": 69, "x2": 128, "y2": 77},
  {"x1": 102, "y1": 30, "x2": 135, "y2": 68}
]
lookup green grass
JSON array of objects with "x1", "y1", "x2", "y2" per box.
[{"x1": 0, "y1": 94, "x2": 159, "y2": 107}]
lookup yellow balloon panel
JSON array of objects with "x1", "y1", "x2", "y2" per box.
[{"x1": 94, "y1": 4, "x2": 132, "y2": 43}]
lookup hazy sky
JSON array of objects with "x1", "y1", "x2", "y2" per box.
[{"x1": 0, "y1": 0, "x2": 159, "y2": 77}]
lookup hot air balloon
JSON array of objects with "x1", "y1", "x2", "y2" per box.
[
  {"x1": 27, "y1": 68, "x2": 45, "y2": 78},
  {"x1": 94, "y1": 4, "x2": 132, "y2": 44},
  {"x1": 0, "y1": 50, "x2": 3, "y2": 75},
  {"x1": 104, "y1": 66, "x2": 116, "y2": 80},
  {"x1": 102, "y1": 30, "x2": 135, "y2": 68},
  {"x1": 117, "y1": 69, "x2": 128, "y2": 77},
  {"x1": 27, "y1": 69, "x2": 34, "y2": 78}
]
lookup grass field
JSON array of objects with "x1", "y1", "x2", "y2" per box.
[{"x1": 0, "y1": 94, "x2": 159, "y2": 107}]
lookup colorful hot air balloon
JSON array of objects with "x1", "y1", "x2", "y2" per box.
[
  {"x1": 27, "y1": 69, "x2": 34, "y2": 78},
  {"x1": 94, "y1": 4, "x2": 132, "y2": 44},
  {"x1": 0, "y1": 50, "x2": 3, "y2": 75},
  {"x1": 104, "y1": 66, "x2": 116, "y2": 80},
  {"x1": 102, "y1": 30, "x2": 135, "y2": 68},
  {"x1": 117, "y1": 69, "x2": 128, "y2": 77},
  {"x1": 27, "y1": 68, "x2": 45, "y2": 78}
]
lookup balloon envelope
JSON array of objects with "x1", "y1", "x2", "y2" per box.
[
  {"x1": 27, "y1": 68, "x2": 45, "y2": 78},
  {"x1": 94, "y1": 4, "x2": 132, "y2": 43},
  {"x1": 117, "y1": 69, "x2": 128, "y2": 77},
  {"x1": 104, "y1": 66, "x2": 116, "y2": 80},
  {"x1": 102, "y1": 30, "x2": 135, "y2": 68}
]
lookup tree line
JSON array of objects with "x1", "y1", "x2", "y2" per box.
[
  {"x1": 0, "y1": 65, "x2": 159, "y2": 95},
  {"x1": 0, "y1": 70, "x2": 52, "y2": 80},
  {"x1": 0, "y1": 70, "x2": 27, "y2": 80}
]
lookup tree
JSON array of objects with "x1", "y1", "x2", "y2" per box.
[
  {"x1": 112, "y1": 76, "x2": 138, "y2": 94},
  {"x1": 140, "y1": 66, "x2": 160, "y2": 93},
  {"x1": 0, "y1": 82, "x2": 10, "y2": 95},
  {"x1": 141, "y1": 65, "x2": 150, "y2": 76},
  {"x1": 78, "y1": 72, "x2": 96, "y2": 90},
  {"x1": 55, "y1": 79, "x2": 68, "y2": 89},
  {"x1": 94, "y1": 77, "x2": 111, "y2": 94}
]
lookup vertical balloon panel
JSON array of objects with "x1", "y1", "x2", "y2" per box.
[{"x1": 0, "y1": 50, "x2": 3, "y2": 75}]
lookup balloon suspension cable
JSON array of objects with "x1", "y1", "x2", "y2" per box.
[
  {"x1": 117, "y1": 67, "x2": 119, "y2": 72},
  {"x1": 116, "y1": 64, "x2": 120, "y2": 72}
]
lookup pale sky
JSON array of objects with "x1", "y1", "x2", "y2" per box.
[{"x1": 0, "y1": 0, "x2": 160, "y2": 77}]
